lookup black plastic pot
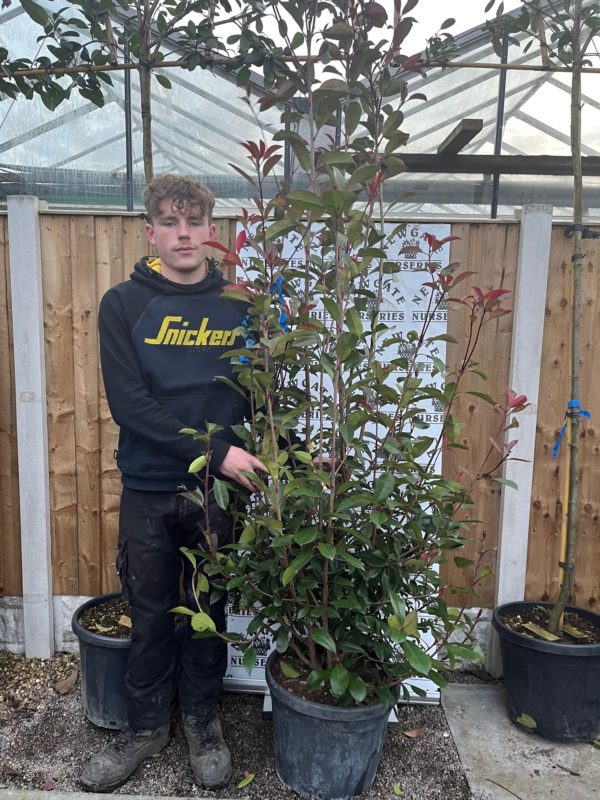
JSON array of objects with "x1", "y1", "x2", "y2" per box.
[
  {"x1": 493, "y1": 601, "x2": 600, "y2": 741},
  {"x1": 71, "y1": 593, "x2": 131, "y2": 729},
  {"x1": 72, "y1": 593, "x2": 185, "y2": 729},
  {"x1": 265, "y1": 651, "x2": 393, "y2": 800}
]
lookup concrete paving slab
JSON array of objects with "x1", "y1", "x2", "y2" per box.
[{"x1": 442, "y1": 684, "x2": 600, "y2": 800}]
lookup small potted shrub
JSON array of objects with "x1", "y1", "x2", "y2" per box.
[{"x1": 485, "y1": 0, "x2": 600, "y2": 743}]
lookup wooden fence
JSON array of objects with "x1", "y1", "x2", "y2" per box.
[{"x1": 1, "y1": 213, "x2": 599, "y2": 611}]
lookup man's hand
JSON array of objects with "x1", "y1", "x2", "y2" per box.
[{"x1": 219, "y1": 446, "x2": 267, "y2": 492}]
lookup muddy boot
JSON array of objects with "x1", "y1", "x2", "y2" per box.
[
  {"x1": 80, "y1": 726, "x2": 169, "y2": 792},
  {"x1": 183, "y1": 713, "x2": 232, "y2": 788}
]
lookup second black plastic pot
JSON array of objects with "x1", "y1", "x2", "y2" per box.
[
  {"x1": 71, "y1": 593, "x2": 131, "y2": 730},
  {"x1": 265, "y1": 651, "x2": 393, "y2": 800},
  {"x1": 72, "y1": 593, "x2": 185, "y2": 730},
  {"x1": 493, "y1": 601, "x2": 600, "y2": 741}
]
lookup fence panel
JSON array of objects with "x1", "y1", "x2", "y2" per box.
[
  {"x1": 525, "y1": 225, "x2": 600, "y2": 611},
  {"x1": 1, "y1": 214, "x2": 599, "y2": 609},
  {"x1": 441, "y1": 222, "x2": 520, "y2": 608},
  {"x1": 0, "y1": 216, "x2": 21, "y2": 596}
]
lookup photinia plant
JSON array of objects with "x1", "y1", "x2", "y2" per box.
[{"x1": 176, "y1": 0, "x2": 528, "y2": 706}]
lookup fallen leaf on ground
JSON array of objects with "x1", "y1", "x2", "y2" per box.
[
  {"x1": 402, "y1": 727, "x2": 425, "y2": 738},
  {"x1": 393, "y1": 783, "x2": 404, "y2": 795},
  {"x1": 1, "y1": 763, "x2": 22, "y2": 777},
  {"x1": 54, "y1": 669, "x2": 78, "y2": 695},
  {"x1": 237, "y1": 772, "x2": 255, "y2": 788},
  {"x1": 118, "y1": 615, "x2": 132, "y2": 628},
  {"x1": 41, "y1": 779, "x2": 54, "y2": 791}
]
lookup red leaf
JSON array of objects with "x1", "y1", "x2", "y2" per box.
[
  {"x1": 400, "y1": 51, "x2": 426, "y2": 76},
  {"x1": 264, "y1": 143, "x2": 282, "y2": 160},
  {"x1": 263, "y1": 153, "x2": 282, "y2": 178},
  {"x1": 41, "y1": 780, "x2": 54, "y2": 791},
  {"x1": 483, "y1": 288, "x2": 510, "y2": 307},
  {"x1": 507, "y1": 389, "x2": 528, "y2": 411},
  {"x1": 236, "y1": 230, "x2": 247, "y2": 253},
  {"x1": 408, "y1": 92, "x2": 427, "y2": 102},
  {"x1": 471, "y1": 286, "x2": 485, "y2": 304},
  {"x1": 203, "y1": 241, "x2": 242, "y2": 267},
  {"x1": 203, "y1": 240, "x2": 229, "y2": 253}
]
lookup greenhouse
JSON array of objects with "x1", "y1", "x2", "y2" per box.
[{"x1": 1, "y1": 0, "x2": 599, "y2": 215}]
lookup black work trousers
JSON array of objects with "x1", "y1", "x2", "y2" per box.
[{"x1": 117, "y1": 487, "x2": 234, "y2": 731}]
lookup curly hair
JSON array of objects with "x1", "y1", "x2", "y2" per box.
[{"x1": 144, "y1": 174, "x2": 215, "y2": 223}]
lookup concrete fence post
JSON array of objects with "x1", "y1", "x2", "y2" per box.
[
  {"x1": 7, "y1": 196, "x2": 54, "y2": 658},
  {"x1": 486, "y1": 204, "x2": 553, "y2": 677}
]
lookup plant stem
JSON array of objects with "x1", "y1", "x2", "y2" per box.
[{"x1": 548, "y1": 0, "x2": 583, "y2": 633}]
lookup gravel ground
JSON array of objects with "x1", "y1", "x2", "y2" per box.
[{"x1": 0, "y1": 650, "x2": 482, "y2": 800}]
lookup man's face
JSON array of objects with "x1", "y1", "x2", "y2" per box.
[{"x1": 145, "y1": 201, "x2": 216, "y2": 283}]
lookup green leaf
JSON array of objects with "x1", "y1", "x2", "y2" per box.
[
  {"x1": 196, "y1": 573, "x2": 209, "y2": 594},
  {"x1": 239, "y1": 524, "x2": 256, "y2": 544},
  {"x1": 347, "y1": 164, "x2": 378, "y2": 188},
  {"x1": 311, "y1": 629, "x2": 337, "y2": 653},
  {"x1": 180, "y1": 547, "x2": 197, "y2": 568},
  {"x1": 280, "y1": 659, "x2": 301, "y2": 678},
  {"x1": 403, "y1": 641, "x2": 431, "y2": 676},
  {"x1": 293, "y1": 450, "x2": 313, "y2": 464},
  {"x1": 188, "y1": 454, "x2": 207, "y2": 473},
  {"x1": 318, "y1": 543, "x2": 336, "y2": 560},
  {"x1": 346, "y1": 307, "x2": 363, "y2": 336},
  {"x1": 373, "y1": 472, "x2": 395, "y2": 503},
  {"x1": 213, "y1": 478, "x2": 230, "y2": 510},
  {"x1": 516, "y1": 713, "x2": 537, "y2": 730},
  {"x1": 169, "y1": 606, "x2": 195, "y2": 616},
  {"x1": 453, "y1": 556, "x2": 474, "y2": 568},
  {"x1": 447, "y1": 643, "x2": 484, "y2": 664},
  {"x1": 393, "y1": 784, "x2": 404, "y2": 796},
  {"x1": 237, "y1": 773, "x2": 255, "y2": 788},
  {"x1": 348, "y1": 673, "x2": 367, "y2": 703},
  {"x1": 243, "y1": 646, "x2": 257, "y2": 674},
  {"x1": 330, "y1": 665, "x2": 350, "y2": 697},
  {"x1": 155, "y1": 73, "x2": 172, "y2": 90},
  {"x1": 282, "y1": 550, "x2": 313, "y2": 586},
  {"x1": 389, "y1": 594, "x2": 406, "y2": 621},
  {"x1": 293, "y1": 527, "x2": 318, "y2": 545},
  {"x1": 275, "y1": 627, "x2": 289, "y2": 653},
  {"x1": 493, "y1": 476, "x2": 518, "y2": 491},
  {"x1": 344, "y1": 100, "x2": 362, "y2": 136},
  {"x1": 286, "y1": 190, "x2": 325, "y2": 212},
  {"x1": 20, "y1": 0, "x2": 49, "y2": 27},
  {"x1": 191, "y1": 612, "x2": 216, "y2": 633},
  {"x1": 336, "y1": 332, "x2": 358, "y2": 361}
]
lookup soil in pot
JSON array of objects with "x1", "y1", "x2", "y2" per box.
[
  {"x1": 78, "y1": 595, "x2": 132, "y2": 639},
  {"x1": 499, "y1": 605, "x2": 600, "y2": 644}
]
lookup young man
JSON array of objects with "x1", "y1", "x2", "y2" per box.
[{"x1": 81, "y1": 175, "x2": 265, "y2": 792}]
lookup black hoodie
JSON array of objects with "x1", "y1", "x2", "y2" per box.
[{"x1": 98, "y1": 258, "x2": 248, "y2": 491}]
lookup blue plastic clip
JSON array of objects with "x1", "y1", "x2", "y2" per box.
[
  {"x1": 269, "y1": 275, "x2": 289, "y2": 332},
  {"x1": 239, "y1": 313, "x2": 254, "y2": 364},
  {"x1": 552, "y1": 400, "x2": 591, "y2": 459}
]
